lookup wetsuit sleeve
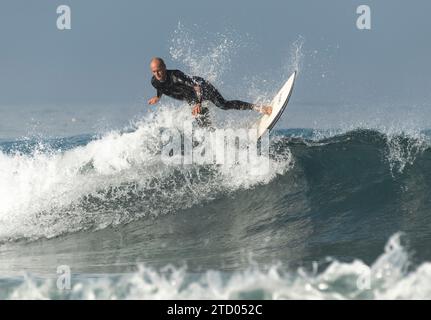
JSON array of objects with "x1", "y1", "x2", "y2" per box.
[
  {"x1": 151, "y1": 77, "x2": 163, "y2": 98},
  {"x1": 172, "y1": 70, "x2": 202, "y2": 103}
]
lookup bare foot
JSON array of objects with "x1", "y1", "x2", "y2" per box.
[{"x1": 261, "y1": 105, "x2": 272, "y2": 115}]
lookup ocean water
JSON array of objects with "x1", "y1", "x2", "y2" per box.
[{"x1": 1, "y1": 104, "x2": 431, "y2": 299}]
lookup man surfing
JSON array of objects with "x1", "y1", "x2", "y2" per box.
[{"x1": 148, "y1": 57, "x2": 272, "y2": 126}]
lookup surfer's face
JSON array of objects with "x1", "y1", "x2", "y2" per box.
[{"x1": 151, "y1": 61, "x2": 166, "y2": 82}]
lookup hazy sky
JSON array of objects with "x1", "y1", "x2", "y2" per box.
[{"x1": 1, "y1": 0, "x2": 431, "y2": 135}]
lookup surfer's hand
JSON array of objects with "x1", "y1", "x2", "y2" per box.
[
  {"x1": 192, "y1": 103, "x2": 202, "y2": 116},
  {"x1": 148, "y1": 96, "x2": 160, "y2": 105}
]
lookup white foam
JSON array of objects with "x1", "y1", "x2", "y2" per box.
[
  {"x1": 0, "y1": 105, "x2": 292, "y2": 242},
  {"x1": 3, "y1": 233, "x2": 431, "y2": 300}
]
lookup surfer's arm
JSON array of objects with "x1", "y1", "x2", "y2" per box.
[
  {"x1": 148, "y1": 88, "x2": 162, "y2": 105},
  {"x1": 156, "y1": 88, "x2": 163, "y2": 99},
  {"x1": 148, "y1": 90, "x2": 162, "y2": 105},
  {"x1": 149, "y1": 78, "x2": 163, "y2": 105}
]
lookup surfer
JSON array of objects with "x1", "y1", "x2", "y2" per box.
[{"x1": 148, "y1": 57, "x2": 272, "y2": 126}]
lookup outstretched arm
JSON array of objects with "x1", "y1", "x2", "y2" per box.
[{"x1": 149, "y1": 80, "x2": 163, "y2": 105}]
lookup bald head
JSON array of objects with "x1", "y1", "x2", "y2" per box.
[
  {"x1": 150, "y1": 57, "x2": 167, "y2": 81},
  {"x1": 151, "y1": 57, "x2": 166, "y2": 68}
]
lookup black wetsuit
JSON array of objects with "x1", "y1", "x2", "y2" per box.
[{"x1": 151, "y1": 70, "x2": 255, "y2": 126}]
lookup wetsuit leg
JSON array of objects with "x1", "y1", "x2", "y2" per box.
[{"x1": 201, "y1": 82, "x2": 255, "y2": 111}]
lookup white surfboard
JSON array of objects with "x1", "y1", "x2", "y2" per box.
[{"x1": 253, "y1": 71, "x2": 297, "y2": 139}]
